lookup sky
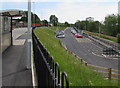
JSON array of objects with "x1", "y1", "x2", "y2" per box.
[{"x1": 0, "y1": 0, "x2": 119, "y2": 23}]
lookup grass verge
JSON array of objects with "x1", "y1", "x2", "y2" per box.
[
  {"x1": 34, "y1": 27, "x2": 118, "y2": 86},
  {"x1": 85, "y1": 31, "x2": 117, "y2": 42}
]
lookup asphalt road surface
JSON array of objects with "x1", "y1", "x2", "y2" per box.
[{"x1": 60, "y1": 27, "x2": 119, "y2": 70}]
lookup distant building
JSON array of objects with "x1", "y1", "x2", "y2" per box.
[{"x1": 118, "y1": 1, "x2": 120, "y2": 15}]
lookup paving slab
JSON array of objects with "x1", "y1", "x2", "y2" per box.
[{"x1": 2, "y1": 28, "x2": 33, "y2": 87}]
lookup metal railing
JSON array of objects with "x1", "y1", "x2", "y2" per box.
[
  {"x1": 32, "y1": 28, "x2": 69, "y2": 88},
  {"x1": 88, "y1": 35, "x2": 120, "y2": 57},
  {"x1": 88, "y1": 35, "x2": 120, "y2": 54}
]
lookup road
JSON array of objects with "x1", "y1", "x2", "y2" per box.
[{"x1": 60, "y1": 27, "x2": 118, "y2": 70}]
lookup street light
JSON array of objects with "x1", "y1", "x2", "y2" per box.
[
  {"x1": 33, "y1": 2, "x2": 35, "y2": 26},
  {"x1": 27, "y1": 0, "x2": 32, "y2": 69}
]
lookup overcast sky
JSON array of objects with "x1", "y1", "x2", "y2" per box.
[{"x1": 0, "y1": 0, "x2": 119, "y2": 23}]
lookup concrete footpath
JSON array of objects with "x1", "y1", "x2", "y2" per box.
[{"x1": 2, "y1": 28, "x2": 33, "y2": 87}]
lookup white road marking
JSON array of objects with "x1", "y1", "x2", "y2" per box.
[
  {"x1": 76, "y1": 38, "x2": 91, "y2": 43},
  {"x1": 102, "y1": 54, "x2": 119, "y2": 60},
  {"x1": 92, "y1": 52, "x2": 103, "y2": 58},
  {"x1": 91, "y1": 42, "x2": 103, "y2": 49}
]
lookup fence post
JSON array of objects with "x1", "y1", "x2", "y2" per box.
[
  {"x1": 85, "y1": 62, "x2": 88, "y2": 66},
  {"x1": 108, "y1": 68, "x2": 112, "y2": 80},
  {"x1": 81, "y1": 59, "x2": 83, "y2": 63}
]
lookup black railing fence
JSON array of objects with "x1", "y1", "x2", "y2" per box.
[{"x1": 32, "y1": 28, "x2": 69, "y2": 88}]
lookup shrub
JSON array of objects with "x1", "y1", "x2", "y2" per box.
[{"x1": 117, "y1": 33, "x2": 120, "y2": 43}]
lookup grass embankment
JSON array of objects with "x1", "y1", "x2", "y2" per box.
[
  {"x1": 34, "y1": 27, "x2": 118, "y2": 86},
  {"x1": 85, "y1": 31, "x2": 117, "y2": 42}
]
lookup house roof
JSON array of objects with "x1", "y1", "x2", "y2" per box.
[{"x1": 0, "y1": 9, "x2": 25, "y2": 17}]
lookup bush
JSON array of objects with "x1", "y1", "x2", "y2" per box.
[{"x1": 117, "y1": 33, "x2": 120, "y2": 43}]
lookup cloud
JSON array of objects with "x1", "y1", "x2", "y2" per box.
[
  {"x1": 0, "y1": 0, "x2": 119, "y2": 2},
  {"x1": 40, "y1": 2, "x2": 118, "y2": 23},
  {"x1": 1, "y1": 0, "x2": 118, "y2": 23}
]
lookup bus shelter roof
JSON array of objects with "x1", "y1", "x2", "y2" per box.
[{"x1": 0, "y1": 9, "x2": 25, "y2": 17}]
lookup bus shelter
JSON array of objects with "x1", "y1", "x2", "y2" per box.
[{"x1": 0, "y1": 10, "x2": 25, "y2": 53}]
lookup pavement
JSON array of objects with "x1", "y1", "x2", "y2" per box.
[
  {"x1": 60, "y1": 27, "x2": 119, "y2": 70},
  {"x1": 2, "y1": 28, "x2": 33, "y2": 87}
]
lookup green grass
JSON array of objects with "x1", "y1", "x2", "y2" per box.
[
  {"x1": 87, "y1": 32, "x2": 117, "y2": 42},
  {"x1": 99, "y1": 35, "x2": 117, "y2": 42},
  {"x1": 34, "y1": 27, "x2": 118, "y2": 86}
]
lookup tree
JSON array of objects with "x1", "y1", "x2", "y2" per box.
[
  {"x1": 41, "y1": 20, "x2": 48, "y2": 26},
  {"x1": 33, "y1": 14, "x2": 41, "y2": 23},
  {"x1": 79, "y1": 21, "x2": 87, "y2": 30},
  {"x1": 64, "y1": 21, "x2": 70, "y2": 27},
  {"x1": 49, "y1": 15, "x2": 58, "y2": 26},
  {"x1": 75, "y1": 20, "x2": 87, "y2": 30},
  {"x1": 86, "y1": 17, "x2": 94, "y2": 22},
  {"x1": 87, "y1": 21, "x2": 100, "y2": 32},
  {"x1": 21, "y1": 11, "x2": 41, "y2": 23},
  {"x1": 104, "y1": 14, "x2": 118, "y2": 36},
  {"x1": 118, "y1": 15, "x2": 120, "y2": 34},
  {"x1": 86, "y1": 17, "x2": 94, "y2": 31}
]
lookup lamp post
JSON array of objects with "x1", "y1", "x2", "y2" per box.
[
  {"x1": 27, "y1": 0, "x2": 32, "y2": 69},
  {"x1": 33, "y1": 2, "x2": 35, "y2": 26}
]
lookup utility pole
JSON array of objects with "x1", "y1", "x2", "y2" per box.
[{"x1": 27, "y1": 0, "x2": 32, "y2": 69}]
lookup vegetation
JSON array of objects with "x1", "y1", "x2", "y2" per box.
[
  {"x1": 21, "y1": 11, "x2": 41, "y2": 23},
  {"x1": 41, "y1": 19, "x2": 48, "y2": 26},
  {"x1": 117, "y1": 33, "x2": 120, "y2": 43},
  {"x1": 74, "y1": 14, "x2": 120, "y2": 43},
  {"x1": 85, "y1": 31, "x2": 117, "y2": 42},
  {"x1": 49, "y1": 15, "x2": 58, "y2": 26},
  {"x1": 104, "y1": 14, "x2": 118, "y2": 37},
  {"x1": 64, "y1": 21, "x2": 70, "y2": 27},
  {"x1": 34, "y1": 27, "x2": 118, "y2": 86}
]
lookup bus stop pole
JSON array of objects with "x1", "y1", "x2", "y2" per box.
[{"x1": 27, "y1": 0, "x2": 32, "y2": 69}]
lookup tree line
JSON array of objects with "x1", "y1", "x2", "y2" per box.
[
  {"x1": 19, "y1": 11, "x2": 120, "y2": 42},
  {"x1": 19, "y1": 11, "x2": 72, "y2": 27},
  {"x1": 48, "y1": 14, "x2": 120, "y2": 39},
  {"x1": 48, "y1": 14, "x2": 120, "y2": 43},
  {"x1": 74, "y1": 14, "x2": 120, "y2": 37}
]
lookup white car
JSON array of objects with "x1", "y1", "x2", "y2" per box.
[{"x1": 56, "y1": 34, "x2": 65, "y2": 38}]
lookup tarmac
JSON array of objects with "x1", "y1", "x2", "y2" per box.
[{"x1": 2, "y1": 28, "x2": 33, "y2": 87}]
